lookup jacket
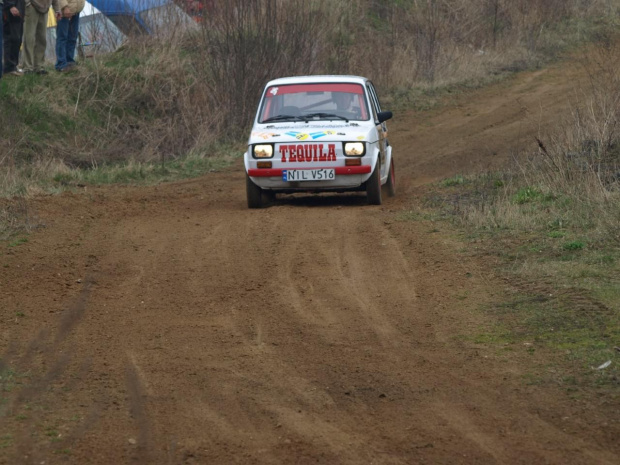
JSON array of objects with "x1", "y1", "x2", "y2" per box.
[
  {"x1": 27, "y1": 0, "x2": 52, "y2": 14},
  {"x1": 4, "y1": 0, "x2": 26, "y2": 19},
  {"x1": 52, "y1": 0, "x2": 84, "y2": 15}
]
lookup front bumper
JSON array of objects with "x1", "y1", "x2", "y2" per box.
[{"x1": 247, "y1": 165, "x2": 372, "y2": 191}]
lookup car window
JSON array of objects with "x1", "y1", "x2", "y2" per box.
[
  {"x1": 366, "y1": 83, "x2": 382, "y2": 119},
  {"x1": 258, "y1": 83, "x2": 370, "y2": 123}
]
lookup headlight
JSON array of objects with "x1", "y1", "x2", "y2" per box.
[
  {"x1": 344, "y1": 142, "x2": 365, "y2": 156},
  {"x1": 253, "y1": 144, "x2": 274, "y2": 158}
]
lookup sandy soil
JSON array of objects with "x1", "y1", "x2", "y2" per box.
[{"x1": 1, "y1": 57, "x2": 618, "y2": 464}]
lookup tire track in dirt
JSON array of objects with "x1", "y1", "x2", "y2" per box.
[
  {"x1": 93, "y1": 202, "x2": 446, "y2": 462},
  {"x1": 271, "y1": 207, "x2": 408, "y2": 347}
]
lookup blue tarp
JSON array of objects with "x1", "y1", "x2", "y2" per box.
[
  {"x1": 88, "y1": 0, "x2": 195, "y2": 36},
  {"x1": 89, "y1": 0, "x2": 169, "y2": 16}
]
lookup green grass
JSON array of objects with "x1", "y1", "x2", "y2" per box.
[
  {"x1": 512, "y1": 187, "x2": 555, "y2": 205},
  {"x1": 0, "y1": 368, "x2": 17, "y2": 392},
  {"x1": 0, "y1": 434, "x2": 12, "y2": 449},
  {"x1": 0, "y1": 368, "x2": 31, "y2": 401},
  {"x1": 0, "y1": 368, "x2": 17, "y2": 417},
  {"x1": 442, "y1": 175, "x2": 467, "y2": 187},
  {"x1": 562, "y1": 240, "x2": 586, "y2": 251},
  {"x1": 7, "y1": 237, "x2": 28, "y2": 248},
  {"x1": 474, "y1": 293, "x2": 619, "y2": 385}
]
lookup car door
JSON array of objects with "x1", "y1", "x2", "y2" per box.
[{"x1": 366, "y1": 82, "x2": 388, "y2": 167}]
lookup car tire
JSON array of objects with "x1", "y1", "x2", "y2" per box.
[
  {"x1": 384, "y1": 158, "x2": 396, "y2": 197},
  {"x1": 366, "y1": 159, "x2": 382, "y2": 205},
  {"x1": 246, "y1": 174, "x2": 263, "y2": 209},
  {"x1": 263, "y1": 190, "x2": 276, "y2": 203}
]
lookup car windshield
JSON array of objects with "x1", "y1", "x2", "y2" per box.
[{"x1": 258, "y1": 83, "x2": 370, "y2": 123}]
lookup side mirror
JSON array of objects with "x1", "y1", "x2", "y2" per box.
[{"x1": 377, "y1": 111, "x2": 393, "y2": 124}]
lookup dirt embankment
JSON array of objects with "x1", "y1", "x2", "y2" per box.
[{"x1": 1, "y1": 59, "x2": 618, "y2": 464}]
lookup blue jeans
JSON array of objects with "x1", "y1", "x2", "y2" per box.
[
  {"x1": 0, "y1": 17, "x2": 4, "y2": 79},
  {"x1": 55, "y1": 14, "x2": 80, "y2": 71}
]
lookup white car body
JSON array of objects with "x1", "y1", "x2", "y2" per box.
[{"x1": 244, "y1": 75, "x2": 394, "y2": 208}]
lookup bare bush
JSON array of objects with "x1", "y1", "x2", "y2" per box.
[
  {"x1": 197, "y1": 0, "x2": 329, "y2": 135},
  {"x1": 364, "y1": 0, "x2": 611, "y2": 89}
]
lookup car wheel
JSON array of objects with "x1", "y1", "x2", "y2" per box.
[
  {"x1": 263, "y1": 190, "x2": 276, "y2": 203},
  {"x1": 384, "y1": 159, "x2": 396, "y2": 197},
  {"x1": 246, "y1": 174, "x2": 263, "y2": 209},
  {"x1": 366, "y1": 159, "x2": 382, "y2": 205}
]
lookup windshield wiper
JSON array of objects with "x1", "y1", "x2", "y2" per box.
[
  {"x1": 262, "y1": 115, "x2": 305, "y2": 123},
  {"x1": 303, "y1": 112, "x2": 349, "y2": 122}
]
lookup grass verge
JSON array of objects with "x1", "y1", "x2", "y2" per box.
[
  {"x1": 406, "y1": 172, "x2": 619, "y2": 392},
  {"x1": 45, "y1": 143, "x2": 242, "y2": 189}
]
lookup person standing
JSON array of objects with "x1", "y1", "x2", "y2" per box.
[
  {"x1": 21, "y1": 0, "x2": 52, "y2": 74},
  {"x1": 3, "y1": 0, "x2": 26, "y2": 76},
  {"x1": 52, "y1": 0, "x2": 83, "y2": 72},
  {"x1": 0, "y1": 0, "x2": 3, "y2": 81}
]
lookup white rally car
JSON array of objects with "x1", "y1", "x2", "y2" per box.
[{"x1": 244, "y1": 75, "x2": 394, "y2": 208}]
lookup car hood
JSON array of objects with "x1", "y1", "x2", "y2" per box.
[{"x1": 249, "y1": 122, "x2": 379, "y2": 145}]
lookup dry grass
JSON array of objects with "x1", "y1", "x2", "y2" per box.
[
  {"x1": 458, "y1": 38, "x2": 620, "y2": 245},
  {"x1": 0, "y1": 198, "x2": 35, "y2": 241}
]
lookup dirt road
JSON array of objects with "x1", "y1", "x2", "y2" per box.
[{"x1": 1, "y1": 59, "x2": 618, "y2": 464}]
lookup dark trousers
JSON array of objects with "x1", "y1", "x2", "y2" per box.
[
  {"x1": 3, "y1": 17, "x2": 23, "y2": 74},
  {"x1": 0, "y1": 15, "x2": 3, "y2": 78},
  {"x1": 55, "y1": 14, "x2": 80, "y2": 70}
]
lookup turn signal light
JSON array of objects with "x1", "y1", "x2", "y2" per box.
[
  {"x1": 257, "y1": 161, "x2": 272, "y2": 169},
  {"x1": 345, "y1": 158, "x2": 362, "y2": 166}
]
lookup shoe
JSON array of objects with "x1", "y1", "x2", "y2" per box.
[
  {"x1": 35, "y1": 69, "x2": 48, "y2": 75},
  {"x1": 6, "y1": 70, "x2": 24, "y2": 76},
  {"x1": 58, "y1": 67, "x2": 77, "y2": 73}
]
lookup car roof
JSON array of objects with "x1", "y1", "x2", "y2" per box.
[{"x1": 264, "y1": 75, "x2": 369, "y2": 87}]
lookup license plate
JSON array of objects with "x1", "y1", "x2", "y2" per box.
[{"x1": 283, "y1": 169, "x2": 335, "y2": 182}]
